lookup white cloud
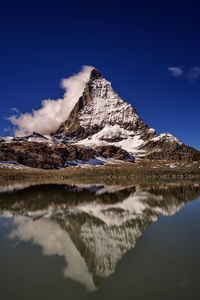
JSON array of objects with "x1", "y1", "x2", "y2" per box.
[
  {"x1": 11, "y1": 107, "x2": 20, "y2": 113},
  {"x1": 8, "y1": 65, "x2": 93, "y2": 136},
  {"x1": 187, "y1": 67, "x2": 200, "y2": 79},
  {"x1": 168, "y1": 67, "x2": 183, "y2": 77},
  {"x1": 168, "y1": 65, "x2": 200, "y2": 81}
]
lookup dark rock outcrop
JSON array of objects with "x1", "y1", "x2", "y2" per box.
[
  {"x1": 94, "y1": 145, "x2": 134, "y2": 162},
  {"x1": 139, "y1": 135, "x2": 200, "y2": 162},
  {"x1": 0, "y1": 142, "x2": 96, "y2": 169},
  {"x1": 0, "y1": 142, "x2": 134, "y2": 169}
]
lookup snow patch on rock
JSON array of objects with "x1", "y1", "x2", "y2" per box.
[
  {"x1": 76, "y1": 125, "x2": 145, "y2": 155},
  {"x1": 151, "y1": 133, "x2": 182, "y2": 145}
]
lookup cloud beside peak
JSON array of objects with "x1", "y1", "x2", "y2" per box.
[{"x1": 9, "y1": 65, "x2": 94, "y2": 136}]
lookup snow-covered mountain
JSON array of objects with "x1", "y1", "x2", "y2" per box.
[
  {"x1": 1, "y1": 68, "x2": 199, "y2": 168},
  {"x1": 56, "y1": 69, "x2": 154, "y2": 153},
  {"x1": 55, "y1": 68, "x2": 200, "y2": 161}
]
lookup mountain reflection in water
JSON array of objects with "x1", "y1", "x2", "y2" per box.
[{"x1": 0, "y1": 183, "x2": 200, "y2": 290}]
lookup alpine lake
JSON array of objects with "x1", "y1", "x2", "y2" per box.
[{"x1": 1, "y1": 179, "x2": 200, "y2": 300}]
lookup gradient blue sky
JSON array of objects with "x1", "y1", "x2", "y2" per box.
[{"x1": 0, "y1": 0, "x2": 199, "y2": 149}]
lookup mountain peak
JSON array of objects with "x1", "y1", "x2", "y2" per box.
[
  {"x1": 89, "y1": 68, "x2": 102, "y2": 81},
  {"x1": 56, "y1": 68, "x2": 150, "y2": 143},
  {"x1": 54, "y1": 69, "x2": 200, "y2": 162}
]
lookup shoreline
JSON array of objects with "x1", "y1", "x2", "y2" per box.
[{"x1": 0, "y1": 160, "x2": 200, "y2": 186}]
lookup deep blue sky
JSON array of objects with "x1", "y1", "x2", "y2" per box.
[{"x1": 0, "y1": 0, "x2": 199, "y2": 149}]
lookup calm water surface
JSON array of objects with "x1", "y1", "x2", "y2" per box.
[{"x1": 0, "y1": 183, "x2": 200, "y2": 300}]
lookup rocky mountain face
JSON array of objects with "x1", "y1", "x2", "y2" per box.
[
  {"x1": 55, "y1": 68, "x2": 200, "y2": 162},
  {"x1": 0, "y1": 68, "x2": 199, "y2": 168},
  {"x1": 56, "y1": 69, "x2": 153, "y2": 140},
  {"x1": 0, "y1": 142, "x2": 133, "y2": 169}
]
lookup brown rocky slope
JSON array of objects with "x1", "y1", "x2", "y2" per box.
[{"x1": 0, "y1": 142, "x2": 134, "y2": 169}]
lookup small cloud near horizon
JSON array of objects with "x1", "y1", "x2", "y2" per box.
[
  {"x1": 187, "y1": 67, "x2": 200, "y2": 79},
  {"x1": 168, "y1": 66, "x2": 200, "y2": 81},
  {"x1": 168, "y1": 67, "x2": 183, "y2": 77}
]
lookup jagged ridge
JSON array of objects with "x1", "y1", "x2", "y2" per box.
[{"x1": 55, "y1": 68, "x2": 200, "y2": 161}]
